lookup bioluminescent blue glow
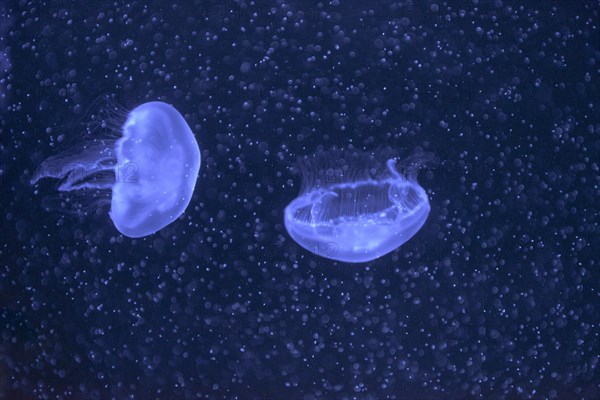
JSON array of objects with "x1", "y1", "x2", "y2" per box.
[
  {"x1": 284, "y1": 149, "x2": 431, "y2": 263},
  {"x1": 30, "y1": 101, "x2": 201, "y2": 238}
]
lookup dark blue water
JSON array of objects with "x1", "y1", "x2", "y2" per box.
[{"x1": 1, "y1": 1, "x2": 599, "y2": 399}]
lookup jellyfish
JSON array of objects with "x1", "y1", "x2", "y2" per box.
[
  {"x1": 284, "y1": 148, "x2": 432, "y2": 263},
  {"x1": 30, "y1": 101, "x2": 201, "y2": 238}
]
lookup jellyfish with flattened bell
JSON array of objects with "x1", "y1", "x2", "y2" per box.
[
  {"x1": 30, "y1": 101, "x2": 201, "y2": 238},
  {"x1": 284, "y1": 148, "x2": 432, "y2": 263}
]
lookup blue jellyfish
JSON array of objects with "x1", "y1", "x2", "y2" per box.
[
  {"x1": 284, "y1": 148, "x2": 432, "y2": 263},
  {"x1": 30, "y1": 101, "x2": 201, "y2": 238}
]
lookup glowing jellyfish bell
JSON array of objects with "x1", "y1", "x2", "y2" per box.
[
  {"x1": 284, "y1": 148, "x2": 432, "y2": 263},
  {"x1": 30, "y1": 101, "x2": 201, "y2": 238}
]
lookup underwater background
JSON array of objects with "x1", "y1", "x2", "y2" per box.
[{"x1": 1, "y1": 1, "x2": 599, "y2": 399}]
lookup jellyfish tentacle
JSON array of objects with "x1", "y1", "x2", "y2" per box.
[
  {"x1": 31, "y1": 141, "x2": 117, "y2": 189},
  {"x1": 386, "y1": 158, "x2": 403, "y2": 180},
  {"x1": 57, "y1": 160, "x2": 116, "y2": 191}
]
